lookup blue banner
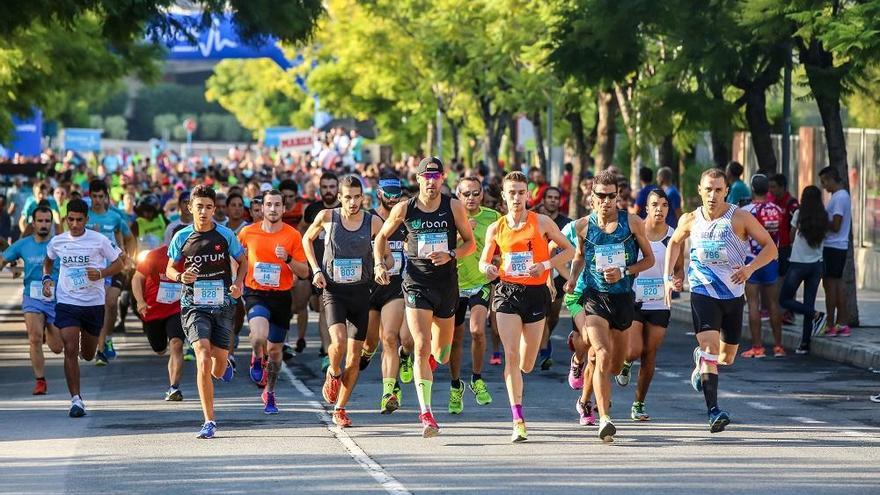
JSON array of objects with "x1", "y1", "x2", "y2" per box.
[
  {"x1": 160, "y1": 14, "x2": 302, "y2": 72},
  {"x1": 8, "y1": 110, "x2": 43, "y2": 157},
  {"x1": 63, "y1": 128, "x2": 102, "y2": 152},
  {"x1": 263, "y1": 127, "x2": 297, "y2": 147}
]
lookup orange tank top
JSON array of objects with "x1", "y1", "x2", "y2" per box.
[{"x1": 495, "y1": 211, "x2": 551, "y2": 285}]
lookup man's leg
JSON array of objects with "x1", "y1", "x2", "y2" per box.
[
  {"x1": 326, "y1": 323, "x2": 347, "y2": 377},
  {"x1": 192, "y1": 339, "x2": 216, "y2": 423},
  {"x1": 430, "y1": 316, "x2": 455, "y2": 365},
  {"x1": 265, "y1": 340, "x2": 284, "y2": 394},
  {"x1": 762, "y1": 283, "x2": 784, "y2": 348},
  {"x1": 586, "y1": 316, "x2": 614, "y2": 418},
  {"x1": 824, "y1": 277, "x2": 839, "y2": 327},
  {"x1": 168, "y1": 338, "x2": 184, "y2": 388},
  {"x1": 25, "y1": 313, "x2": 48, "y2": 379},
  {"x1": 634, "y1": 324, "x2": 667, "y2": 403},
  {"x1": 248, "y1": 316, "x2": 269, "y2": 380},
  {"x1": 835, "y1": 275, "x2": 849, "y2": 327},
  {"x1": 624, "y1": 321, "x2": 645, "y2": 364},
  {"x1": 744, "y1": 283, "x2": 763, "y2": 348},
  {"x1": 496, "y1": 313, "x2": 525, "y2": 406},
  {"x1": 293, "y1": 279, "x2": 311, "y2": 343},
  {"x1": 469, "y1": 305, "x2": 489, "y2": 377},
  {"x1": 98, "y1": 286, "x2": 121, "y2": 353},
  {"x1": 407, "y1": 307, "x2": 435, "y2": 415},
  {"x1": 60, "y1": 327, "x2": 83, "y2": 396},
  {"x1": 696, "y1": 330, "x2": 722, "y2": 413},
  {"x1": 335, "y1": 337, "x2": 365, "y2": 409}
]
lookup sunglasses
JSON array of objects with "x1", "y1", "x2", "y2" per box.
[
  {"x1": 459, "y1": 191, "x2": 481, "y2": 198},
  {"x1": 420, "y1": 172, "x2": 442, "y2": 180},
  {"x1": 593, "y1": 191, "x2": 617, "y2": 201}
]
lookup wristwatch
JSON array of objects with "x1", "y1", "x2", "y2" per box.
[
  {"x1": 285, "y1": 254, "x2": 293, "y2": 264},
  {"x1": 448, "y1": 250, "x2": 457, "y2": 260}
]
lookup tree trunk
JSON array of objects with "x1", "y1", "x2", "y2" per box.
[
  {"x1": 801, "y1": 38, "x2": 859, "y2": 326},
  {"x1": 595, "y1": 90, "x2": 617, "y2": 173},
  {"x1": 446, "y1": 117, "x2": 461, "y2": 163},
  {"x1": 532, "y1": 110, "x2": 548, "y2": 175},
  {"x1": 744, "y1": 86, "x2": 778, "y2": 175},
  {"x1": 566, "y1": 110, "x2": 592, "y2": 218},
  {"x1": 658, "y1": 134, "x2": 675, "y2": 170},
  {"x1": 710, "y1": 128, "x2": 732, "y2": 168},
  {"x1": 478, "y1": 96, "x2": 509, "y2": 176},
  {"x1": 426, "y1": 121, "x2": 434, "y2": 159}
]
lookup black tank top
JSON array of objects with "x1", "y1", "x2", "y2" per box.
[
  {"x1": 403, "y1": 194, "x2": 457, "y2": 285},
  {"x1": 370, "y1": 208, "x2": 407, "y2": 284},
  {"x1": 322, "y1": 209, "x2": 373, "y2": 289}
]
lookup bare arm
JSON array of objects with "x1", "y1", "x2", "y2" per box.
[
  {"x1": 302, "y1": 209, "x2": 330, "y2": 272},
  {"x1": 829, "y1": 214, "x2": 843, "y2": 233},
  {"x1": 566, "y1": 218, "x2": 588, "y2": 292},
  {"x1": 625, "y1": 214, "x2": 654, "y2": 276},
  {"x1": 370, "y1": 214, "x2": 394, "y2": 268},
  {"x1": 478, "y1": 222, "x2": 500, "y2": 281},
  {"x1": 100, "y1": 255, "x2": 126, "y2": 278},
  {"x1": 373, "y1": 201, "x2": 407, "y2": 285},
  {"x1": 664, "y1": 212, "x2": 693, "y2": 282},
  {"x1": 450, "y1": 199, "x2": 475, "y2": 259},
  {"x1": 539, "y1": 215, "x2": 575, "y2": 272},
  {"x1": 232, "y1": 251, "x2": 247, "y2": 289}
]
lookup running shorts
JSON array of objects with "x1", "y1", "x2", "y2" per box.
[
  {"x1": 747, "y1": 259, "x2": 778, "y2": 285},
  {"x1": 323, "y1": 285, "x2": 371, "y2": 341},
  {"x1": 564, "y1": 292, "x2": 584, "y2": 318},
  {"x1": 491, "y1": 281, "x2": 550, "y2": 324},
  {"x1": 823, "y1": 247, "x2": 847, "y2": 279},
  {"x1": 181, "y1": 304, "x2": 234, "y2": 349},
  {"x1": 580, "y1": 289, "x2": 635, "y2": 331},
  {"x1": 22, "y1": 295, "x2": 55, "y2": 325},
  {"x1": 55, "y1": 303, "x2": 104, "y2": 337},
  {"x1": 690, "y1": 292, "x2": 745, "y2": 345},
  {"x1": 402, "y1": 279, "x2": 458, "y2": 319},
  {"x1": 143, "y1": 312, "x2": 185, "y2": 353},
  {"x1": 244, "y1": 289, "x2": 293, "y2": 344},
  {"x1": 634, "y1": 308, "x2": 671, "y2": 328},
  {"x1": 370, "y1": 282, "x2": 404, "y2": 312},
  {"x1": 455, "y1": 284, "x2": 492, "y2": 327}
]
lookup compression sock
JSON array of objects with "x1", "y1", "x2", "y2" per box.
[
  {"x1": 266, "y1": 360, "x2": 280, "y2": 393},
  {"x1": 383, "y1": 378, "x2": 396, "y2": 395},
  {"x1": 438, "y1": 344, "x2": 452, "y2": 362},
  {"x1": 511, "y1": 404, "x2": 524, "y2": 422},
  {"x1": 417, "y1": 379, "x2": 433, "y2": 414},
  {"x1": 451, "y1": 379, "x2": 462, "y2": 389},
  {"x1": 471, "y1": 373, "x2": 482, "y2": 383},
  {"x1": 701, "y1": 373, "x2": 719, "y2": 411}
]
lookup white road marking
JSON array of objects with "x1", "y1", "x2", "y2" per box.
[
  {"x1": 746, "y1": 401, "x2": 775, "y2": 411},
  {"x1": 791, "y1": 416, "x2": 826, "y2": 425},
  {"x1": 658, "y1": 371, "x2": 681, "y2": 379},
  {"x1": 281, "y1": 363, "x2": 411, "y2": 495}
]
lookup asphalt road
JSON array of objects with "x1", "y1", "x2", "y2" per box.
[{"x1": 0, "y1": 278, "x2": 877, "y2": 494}]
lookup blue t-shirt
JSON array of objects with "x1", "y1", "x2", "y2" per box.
[
  {"x1": 664, "y1": 185, "x2": 682, "y2": 228},
  {"x1": 727, "y1": 180, "x2": 751, "y2": 207},
  {"x1": 635, "y1": 184, "x2": 658, "y2": 219},
  {"x1": 168, "y1": 223, "x2": 244, "y2": 307},
  {"x1": 87, "y1": 209, "x2": 131, "y2": 248},
  {"x1": 3, "y1": 236, "x2": 59, "y2": 294},
  {"x1": 23, "y1": 197, "x2": 59, "y2": 220}
]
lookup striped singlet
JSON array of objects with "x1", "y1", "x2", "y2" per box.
[{"x1": 688, "y1": 204, "x2": 750, "y2": 299}]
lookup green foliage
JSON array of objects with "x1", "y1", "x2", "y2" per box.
[{"x1": 103, "y1": 116, "x2": 128, "y2": 139}]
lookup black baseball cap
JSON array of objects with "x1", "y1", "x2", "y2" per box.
[{"x1": 417, "y1": 156, "x2": 444, "y2": 175}]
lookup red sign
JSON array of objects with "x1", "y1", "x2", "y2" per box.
[
  {"x1": 183, "y1": 118, "x2": 197, "y2": 133},
  {"x1": 278, "y1": 131, "x2": 313, "y2": 153}
]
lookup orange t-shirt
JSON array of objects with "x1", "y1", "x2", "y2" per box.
[
  {"x1": 238, "y1": 223, "x2": 306, "y2": 291},
  {"x1": 494, "y1": 211, "x2": 551, "y2": 286}
]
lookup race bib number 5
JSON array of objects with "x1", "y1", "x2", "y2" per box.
[
  {"x1": 193, "y1": 280, "x2": 224, "y2": 306},
  {"x1": 595, "y1": 243, "x2": 625, "y2": 271}
]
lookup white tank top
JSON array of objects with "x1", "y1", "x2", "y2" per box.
[
  {"x1": 635, "y1": 226, "x2": 673, "y2": 311},
  {"x1": 688, "y1": 204, "x2": 750, "y2": 299}
]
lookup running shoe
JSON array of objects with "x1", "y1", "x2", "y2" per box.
[
  {"x1": 282, "y1": 343, "x2": 295, "y2": 361},
  {"x1": 428, "y1": 354, "x2": 438, "y2": 372},
  {"x1": 469, "y1": 378, "x2": 493, "y2": 405},
  {"x1": 183, "y1": 345, "x2": 195, "y2": 362},
  {"x1": 539, "y1": 345, "x2": 553, "y2": 371},
  {"x1": 870, "y1": 394, "x2": 880, "y2": 403},
  {"x1": 264, "y1": 392, "x2": 279, "y2": 415},
  {"x1": 796, "y1": 343, "x2": 810, "y2": 355},
  {"x1": 197, "y1": 421, "x2": 216, "y2": 439},
  {"x1": 448, "y1": 382, "x2": 464, "y2": 415},
  {"x1": 489, "y1": 352, "x2": 502, "y2": 365},
  {"x1": 598, "y1": 416, "x2": 616, "y2": 442},
  {"x1": 380, "y1": 393, "x2": 399, "y2": 414},
  {"x1": 393, "y1": 380, "x2": 403, "y2": 405},
  {"x1": 95, "y1": 351, "x2": 109, "y2": 367},
  {"x1": 333, "y1": 408, "x2": 352, "y2": 427},
  {"x1": 568, "y1": 355, "x2": 585, "y2": 390},
  {"x1": 838, "y1": 325, "x2": 851, "y2": 337},
  {"x1": 419, "y1": 411, "x2": 440, "y2": 438},
  {"x1": 69, "y1": 396, "x2": 85, "y2": 418},
  {"x1": 708, "y1": 408, "x2": 731, "y2": 433},
  {"x1": 165, "y1": 386, "x2": 183, "y2": 402},
  {"x1": 33, "y1": 378, "x2": 47, "y2": 396},
  {"x1": 615, "y1": 361, "x2": 632, "y2": 387},
  {"x1": 773, "y1": 345, "x2": 786, "y2": 357},
  {"x1": 249, "y1": 357, "x2": 264, "y2": 385},
  {"x1": 221, "y1": 358, "x2": 234, "y2": 382},
  {"x1": 398, "y1": 347, "x2": 414, "y2": 383},
  {"x1": 740, "y1": 346, "x2": 766, "y2": 358},
  {"x1": 511, "y1": 420, "x2": 528, "y2": 443},
  {"x1": 811, "y1": 312, "x2": 827, "y2": 337},
  {"x1": 295, "y1": 337, "x2": 306, "y2": 353},
  {"x1": 228, "y1": 354, "x2": 237, "y2": 372},
  {"x1": 320, "y1": 355, "x2": 330, "y2": 374},
  {"x1": 576, "y1": 399, "x2": 596, "y2": 426},
  {"x1": 690, "y1": 346, "x2": 703, "y2": 393},
  {"x1": 104, "y1": 338, "x2": 117, "y2": 360},
  {"x1": 631, "y1": 401, "x2": 649, "y2": 421},
  {"x1": 322, "y1": 371, "x2": 341, "y2": 404},
  {"x1": 359, "y1": 349, "x2": 375, "y2": 371},
  {"x1": 824, "y1": 325, "x2": 839, "y2": 337}
]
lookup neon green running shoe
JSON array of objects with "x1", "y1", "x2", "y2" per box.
[
  {"x1": 448, "y1": 383, "x2": 464, "y2": 414},
  {"x1": 469, "y1": 378, "x2": 493, "y2": 405},
  {"x1": 393, "y1": 380, "x2": 402, "y2": 406},
  {"x1": 398, "y1": 346, "x2": 413, "y2": 384},
  {"x1": 511, "y1": 420, "x2": 528, "y2": 443},
  {"x1": 631, "y1": 401, "x2": 650, "y2": 421},
  {"x1": 380, "y1": 393, "x2": 399, "y2": 414}
]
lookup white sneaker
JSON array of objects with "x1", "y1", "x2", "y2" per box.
[{"x1": 69, "y1": 396, "x2": 86, "y2": 418}]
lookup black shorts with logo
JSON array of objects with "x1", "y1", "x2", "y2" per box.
[
  {"x1": 402, "y1": 279, "x2": 458, "y2": 319},
  {"x1": 580, "y1": 289, "x2": 636, "y2": 331},
  {"x1": 690, "y1": 292, "x2": 745, "y2": 345},
  {"x1": 370, "y1": 280, "x2": 404, "y2": 312},
  {"x1": 244, "y1": 288, "x2": 293, "y2": 344},
  {"x1": 323, "y1": 284, "x2": 371, "y2": 341},
  {"x1": 491, "y1": 281, "x2": 550, "y2": 324}
]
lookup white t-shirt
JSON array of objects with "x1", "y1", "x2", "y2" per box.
[
  {"x1": 825, "y1": 189, "x2": 851, "y2": 249},
  {"x1": 789, "y1": 210, "x2": 823, "y2": 263},
  {"x1": 46, "y1": 230, "x2": 122, "y2": 306}
]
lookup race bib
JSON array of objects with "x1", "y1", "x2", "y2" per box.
[
  {"x1": 389, "y1": 251, "x2": 404, "y2": 276},
  {"x1": 417, "y1": 232, "x2": 448, "y2": 258},
  {"x1": 193, "y1": 280, "x2": 224, "y2": 306},
  {"x1": 595, "y1": 243, "x2": 626, "y2": 271},
  {"x1": 254, "y1": 262, "x2": 282, "y2": 287},
  {"x1": 68, "y1": 267, "x2": 90, "y2": 291},
  {"x1": 156, "y1": 281, "x2": 182, "y2": 304},
  {"x1": 696, "y1": 240, "x2": 729, "y2": 266},
  {"x1": 29, "y1": 281, "x2": 52, "y2": 300},
  {"x1": 503, "y1": 251, "x2": 533, "y2": 278},
  {"x1": 635, "y1": 277, "x2": 664, "y2": 302},
  {"x1": 333, "y1": 259, "x2": 363, "y2": 284}
]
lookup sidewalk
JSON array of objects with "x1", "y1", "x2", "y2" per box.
[{"x1": 670, "y1": 287, "x2": 880, "y2": 370}]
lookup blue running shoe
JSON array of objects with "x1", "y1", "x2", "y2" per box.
[
  {"x1": 94, "y1": 351, "x2": 109, "y2": 367},
  {"x1": 709, "y1": 409, "x2": 731, "y2": 433},
  {"x1": 249, "y1": 358, "x2": 264, "y2": 385},
  {"x1": 69, "y1": 396, "x2": 86, "y2": 418},
  {"x1": 197, "y1": 421, "x2": 216, "y2": 439},
  {"x1": 264, "y1": 392, "x2": 279, "y2": 415},
  {"x1": 104, "y1": 338, "x2": 117, "y2": 360},
  {"x1": 221, "y1": 358, "x2": 234, "y2": 382},
  {"x1": 691, "y1": 347, "x2": 702, "y2": 392}
]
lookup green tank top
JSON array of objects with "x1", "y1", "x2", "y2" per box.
[
  {"x1": 137, "y1": 216, "x2": 166, "y2": 250},
  {"x1": 457, "y1": 207, "x2": 501, "y2": 292}
]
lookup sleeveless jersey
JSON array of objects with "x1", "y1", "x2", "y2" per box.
[
  {"x1": 495, "y1": 211, "x2": 551, "y2": 286},
  {"x1": 688, "y1": 204, "x2": 750, "y2": 299},
  {"x1": 323, "y1": 209, "x2": 373, "y2": 288},
  {"x1": 635, "y1": 226, "x2": 673, "y2": 311},
  {"x1": 370, "y1": 208, "x2": 407, "y2": 283},
  {"x1": 403, "y1": 195, "x2": 457, "y2": 285},
  {"x1": 582, "y1": 210, "x2": 638, "y2": 294},
  {"x1": 741, "y1": 200, "x2": 783, "y2": 257}
]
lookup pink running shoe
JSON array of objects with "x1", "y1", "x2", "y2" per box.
[
  {"x1": 824, "y1": 326, "x2": 839, "y2": 337},
  {"x1": 837, "y1": 325, "x2": 851, "y2": 337},
  {"x1": 568, "y1": 354, "x2": 585, "y2": 390},
  {"x1": 576, "y1": 399, "x2": 596, "y2": 426}
]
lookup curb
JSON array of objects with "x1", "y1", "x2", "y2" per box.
[{"x1": 670, "y1": 300, "x2": 880, "y2": 370}]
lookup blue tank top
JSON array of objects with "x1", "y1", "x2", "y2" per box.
[
  {"x1": 688, "y1": 204, "x2": 751, "y2": 299},
  {"x1": 582, "y1": 210, "x2": 638, "y2": 294}
]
